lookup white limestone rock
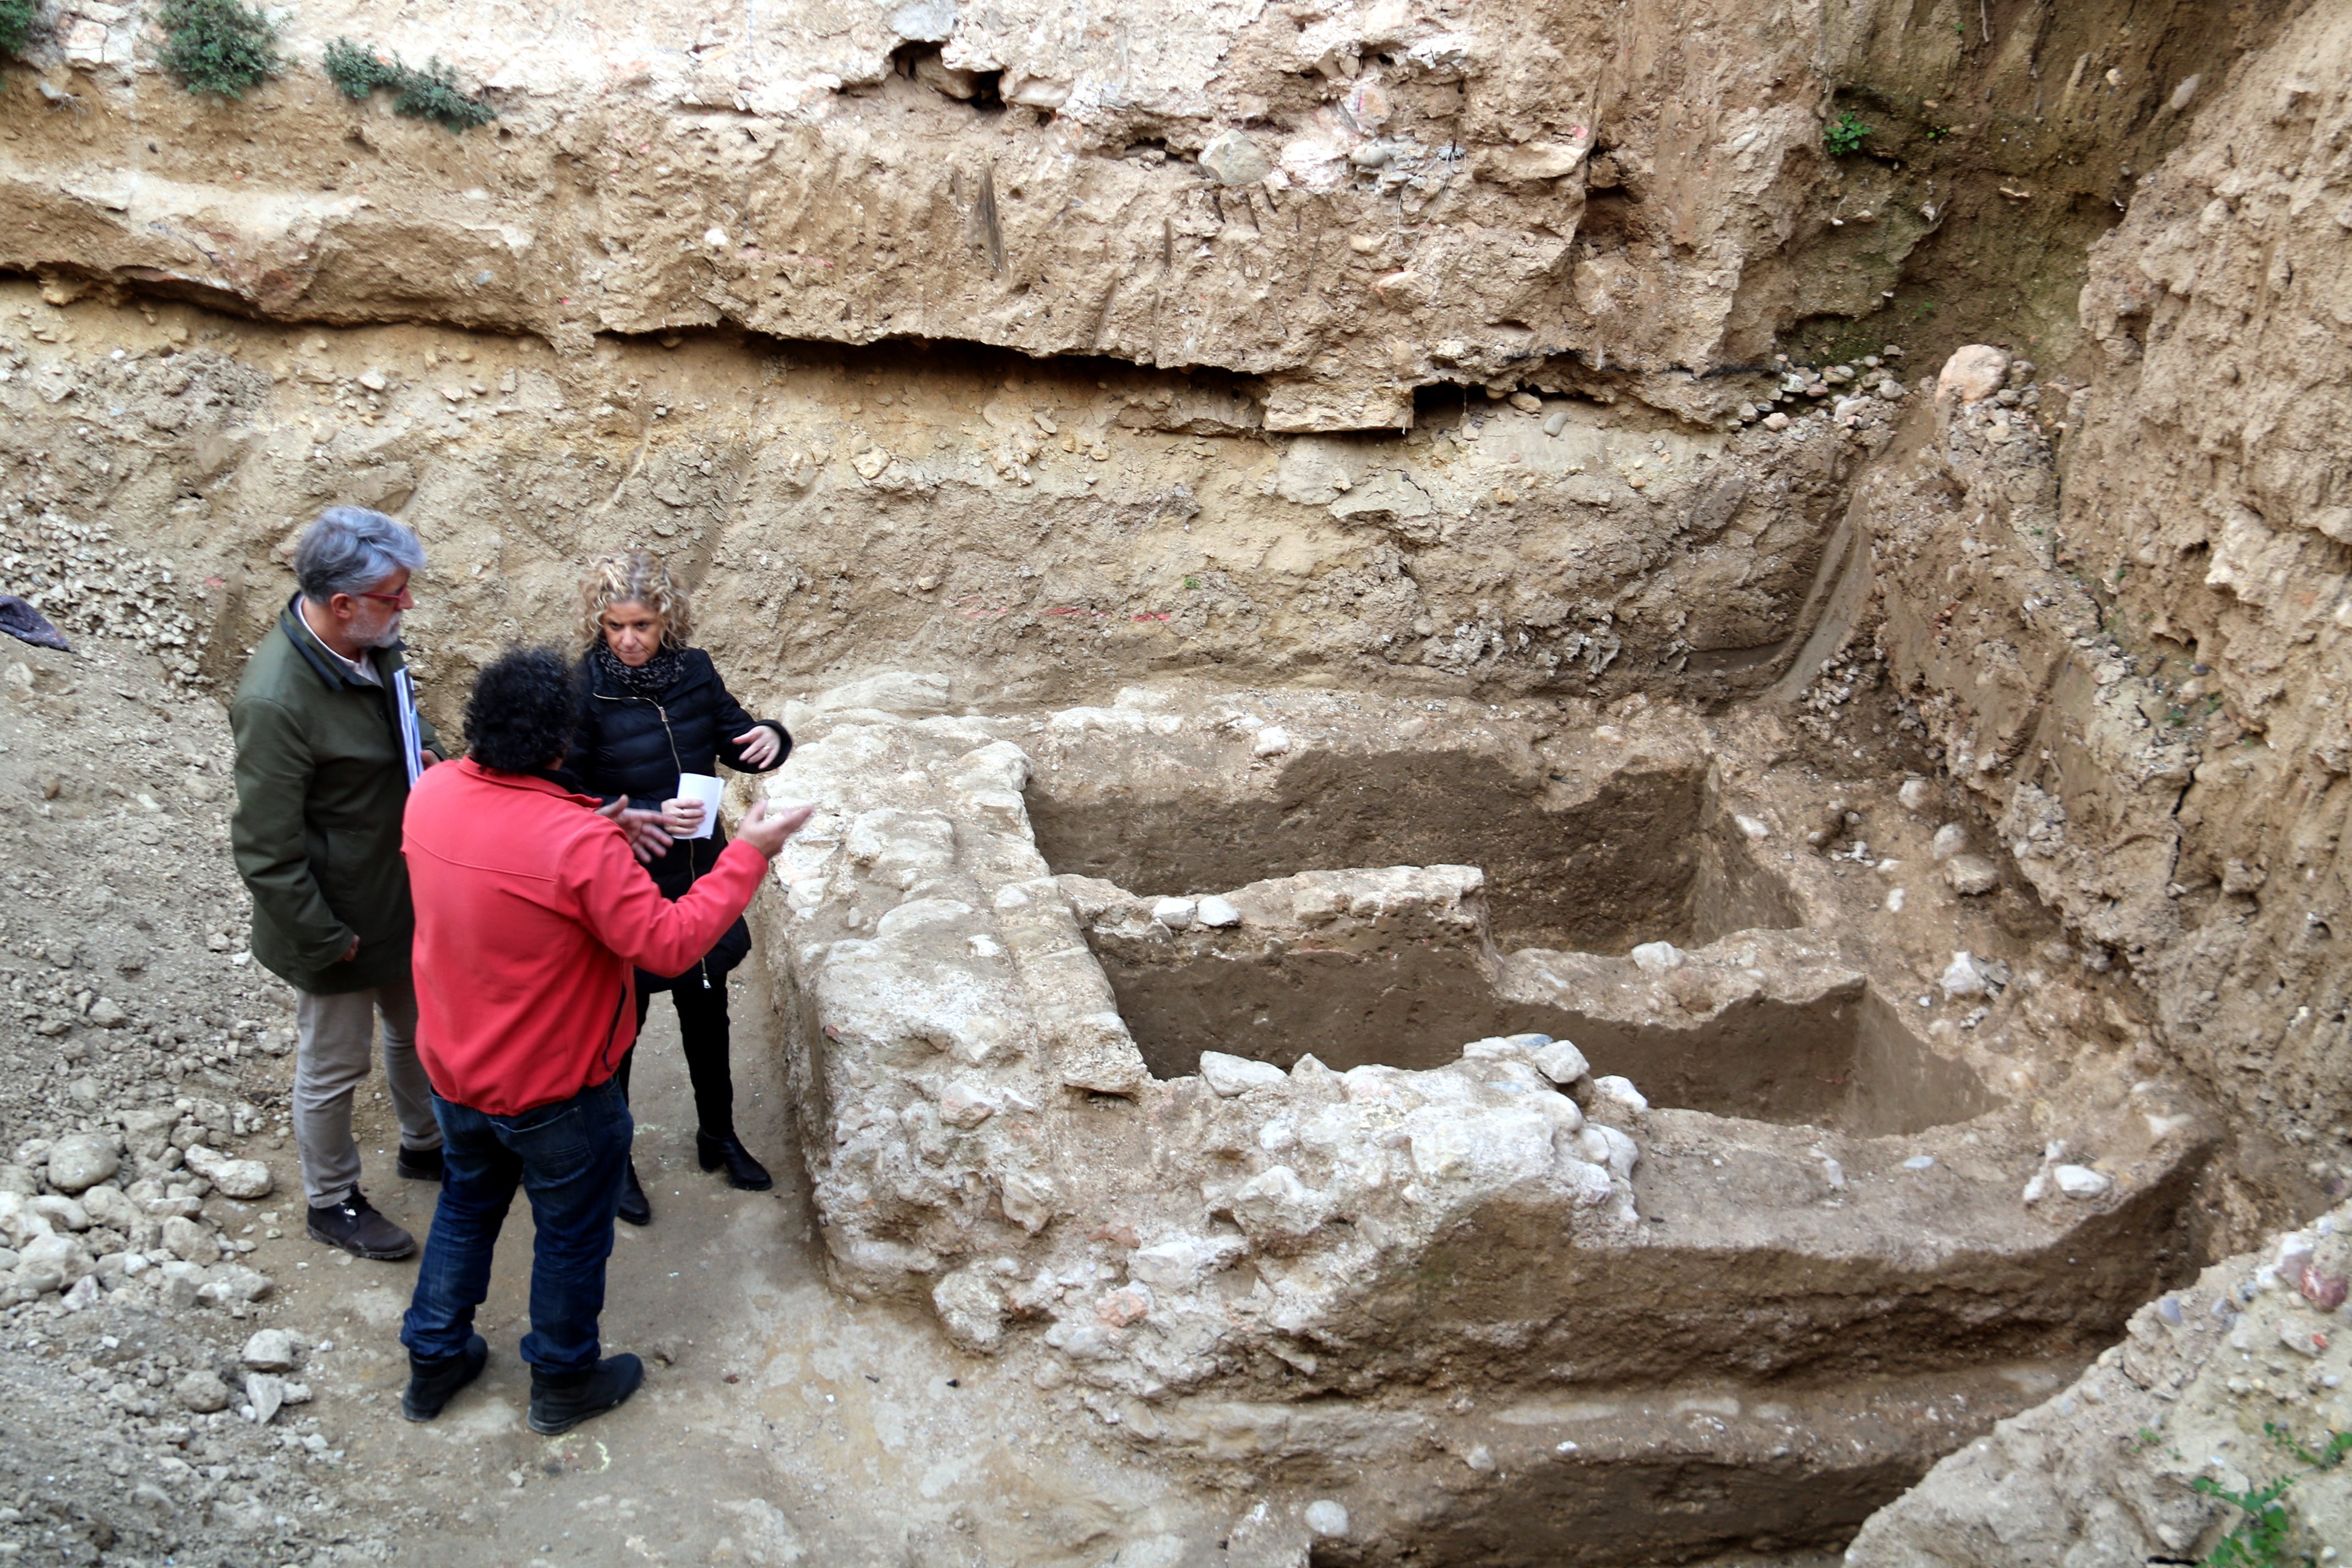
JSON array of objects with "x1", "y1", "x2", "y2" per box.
[
  {"x1": 1199, "y1": 1052, "x2": 1289, "y2": 1096},
  {"x1": 1630, "y1": 941, "x2": 1684, "y2": 973},
  {"x1": 44, "y1": 1133, "x2": 119, "y2": 1194},
  {"x1": 933, "y1": 1268, "x2": 1006, "y2": 1352},
  {"x1": 1592, "y1": 1075, "x2": 1649, "y2": 1113},
  {"x1": 2052, "y1": 1164, "x2": 2113, "y2": 1199},
  {"x1": 183, "y1": 1145, "x2": 273, "y2": 1200},
  {"x1": 1228, "y1": 1164, "x2": 1331, "y2": 1243}
]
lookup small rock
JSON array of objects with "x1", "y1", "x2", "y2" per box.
[
  {"x1": 160, "y1": 1215, "x2": 215, "y2": 1262},
  {"x1": 1902, "y1": 1155, "x2": 1936, "y2": 1170},
  {"x1": 1198, "y1": 1052, "x2": 1289, "y2": 1097},
  {"x1": 1937, "y1": 345, "x2": 2012, "y2": 407},
  {"x1": 1251, "y1": 726, "x2": 1292, "y2": 759},
  {"x1": 2279, "y1": 1320, "x2": 2330, "y2": 1359},
  {"x1": 1939, "y1": 951, "x2": 1990, "y2": 997},
  {"x1": 246, "y1": 1372, "x2": 286, "y2": 1425},
  {"x1": 1931, "y1": 823, "x2": 1970, "y2": 861},
  {"x1": 2052, "y1": 1164, "x2": 2112, "y2": 1199},
  {"x1": 86, "y1": 998, "x2": 127, "y2": 1028},
  {"x1": 1463, "y1": 1445, "x2": 1496, "y2": 1473},
  {"x1": 1304, "y1": 1500, "x2": 1350, "y2": 1539},
  {"x1": 1592, "y1": 1076, "x2": 1648, "y2": 1113},
  {"x1": 1092, "y1": 1286, "x2": 1151, "y2": 1328},
  {"x1": 1151, "y1": 896, "x2": 1197, "y2": 930},
  {"x1": 937, "y1": 1081, "x2": 998, "y2": 1128},
  {"x1": 2300, "y1": 1267, "x2": 2349, "y2": 1311},
  {"x1": 1945, "y1": 854, "x2": 2000, "y2": 896},
  {"x1": 1762, "y1": 412, "x2": 1790, "y2": 431},
  {"x1": 200, "y1": 1264, "x2": 274, "y2": 1305},
  {"x1": 30, "y1": 1194, "x2": 89, "y2": 1232},
  {"x1": 158, "y1": 1259, "x2": 206, "y2": 1309},
  {"x1": 60, "y1": 1274, "x2": 103, "y2": 1311},
  {"x1": 1533, "y1": 1039, "x2": 1590, "y2": 1085},
  {"x1": 1820, "y1": 1156, "x2": 1847, "y2": 1191},
  {"x1": 241, "y1": 1327, "x2": 298, "y2": 1371},
  {"x1": 183, "y1": 1146, "x2": 271, "y2": 1200},
  {"x1": 1629, "y1": 941, "x2": 1683, "y2": 974},
  {"x1": 1506, "y1": 391, "x2": 1542, "y2": 413},
  {"x1": 1199, "y1": 128, "x2": 1273, "y2": 186},
  {"x1": 175, "y1": 1370, "x2": 232, "y2": 1413},
  {"x1": 45, "y1": 1133, "x2": 119, "y2": 1194},
  {"x1": 1229, "y1": 1164, "x2": 1328, "y2": 1242},
  {"x1": 1194, "y1": 895, "x2": 1241, "y2": 928}
]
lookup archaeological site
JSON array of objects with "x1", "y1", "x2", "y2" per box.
[{"x1": 2, "y1": 0, "x2": 2351, "y2": 1561}]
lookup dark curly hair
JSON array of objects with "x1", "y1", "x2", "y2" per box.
[{"x1": 463, "y1": 645, "x2": 578, "y2": 774}]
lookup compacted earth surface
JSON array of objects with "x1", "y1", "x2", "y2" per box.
[{"x1": 4, "y1": 0, "x2": 2352, "y2": 1561}]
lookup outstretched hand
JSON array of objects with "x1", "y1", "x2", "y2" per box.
[
  {"x1": 735, "y1": 797, "x2": 816, "y2": 858},
  {"x1": 596, "y1": 797, "x2": 676, "y2": 864},
  {"x1": 734, "y1": 725, "x2": 783, "y2": 770}
]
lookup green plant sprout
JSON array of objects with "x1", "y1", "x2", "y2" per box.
[
  {"x1": 324, "y1": 37, "x2": 496, "y2": 132},
  {"x1": 2188, "y1": 1423, "x2": 2352, "y2": 1567},
  {"x1": 157, "y1": 0, "x2": 281, "y2": 97},
  {"x1": 1825, "y1": 111, "x2": 1871, "y2": 156}
]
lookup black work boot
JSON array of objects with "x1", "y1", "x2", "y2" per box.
[
  {"x1": 395, "y1": 1144, "x2": 445, "y2": 1183},
  {"x1": 307, "y1": 1189, "x2": 416, "y2": 1260},
  {"x1": 616, "y1": 1160, "x2": 652, "y2": 1227},
  {"x1": 401, "y1": 1334, "x2": 488, "y2": 1422},
  {"x1": 696, "y1": 1131, "x2": 773, "y2": 1192},
  {"x1": 528, "y1": 1354, "x2": 645, "y2": 1436}
]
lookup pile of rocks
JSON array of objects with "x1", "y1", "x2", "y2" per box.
[{"x1": 1, "y1": 1119, "x2": 278, "y2": 1314}]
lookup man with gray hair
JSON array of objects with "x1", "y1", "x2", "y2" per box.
[{"x1": 230, "y1": 507, "x2": 445, "y2": 1259}]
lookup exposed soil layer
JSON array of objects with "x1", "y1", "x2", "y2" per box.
[{"x1": 1, "y1": 0, "x2": 2349, "y2": 1560}]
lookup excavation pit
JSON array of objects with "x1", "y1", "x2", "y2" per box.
[
  {"x1": 756, "y1": 686, "x2": 2223, "y2": 1567},
  {"x1": 1026, "y1": 745, "x2": 1802, "y2": 954},
  {"x1": 1071, "y1": 873, "x2": 1999, "y2": 1136}
]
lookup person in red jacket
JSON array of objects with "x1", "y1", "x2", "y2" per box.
[{"x1": 394, "y1": 646, "x2": 812, "y2": 1435}]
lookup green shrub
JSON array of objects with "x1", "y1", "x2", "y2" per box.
[
  {"x1": 157, "y1": 0, "x2": 281, "y2": 98},
  {"x1": 1823, "y1": 110, "x2": 1871, "y2": 157},
  {"x1": 323, "y1": 36, "x2": 495, "y2": 132},
  {"x1": 0, "y1": 0, "x2": 38, "y2": 60}
]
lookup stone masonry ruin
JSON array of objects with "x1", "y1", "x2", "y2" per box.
[{"x1": 2, "y1": 0, "x2": 2351, "y2": 1561}]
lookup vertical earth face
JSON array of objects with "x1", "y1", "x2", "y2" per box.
[{"x1": 0, "y1": 0, "x2": 2348, "y2": 1562}]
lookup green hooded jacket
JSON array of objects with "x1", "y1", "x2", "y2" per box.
[{"x1": 229, "y1": 596, "x2": 443, "y2": 995}]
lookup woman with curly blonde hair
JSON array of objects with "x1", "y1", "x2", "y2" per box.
[{"x1": 559, "y1": 549, "x2": 790, "y2": 1224}]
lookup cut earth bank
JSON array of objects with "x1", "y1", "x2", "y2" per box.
[{"x1": 1, "y1": 0, "x2": 2351, "y2": 1560}]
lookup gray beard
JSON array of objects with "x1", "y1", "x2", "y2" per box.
[{"x1": 361, "y1": 617, "x2": 403, "y2": 650}]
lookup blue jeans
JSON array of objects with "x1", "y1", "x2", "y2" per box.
[{"x1": 400, "y1": 1077, "x2": 631, "y2": 1375}]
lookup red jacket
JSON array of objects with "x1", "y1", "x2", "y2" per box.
[{"x1": 403, "y1": 760, "x2": 768, "y2": 1114}]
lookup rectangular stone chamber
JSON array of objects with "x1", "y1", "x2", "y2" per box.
[{"x1": 1028, "y1": 746, "x2": 1800, "y2": 956}]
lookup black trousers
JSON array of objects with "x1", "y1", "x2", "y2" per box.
[{"x1": 614, "y1": 976, "x2": 736, "y2": 1140}]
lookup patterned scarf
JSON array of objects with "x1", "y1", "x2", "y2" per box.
[{"x1": 593, "y1": 639, "x2": 686, "y2": 699}]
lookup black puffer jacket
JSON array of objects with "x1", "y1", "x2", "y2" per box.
[{"x1": 559, "y1": 647, "x2": 790, "y2": 987}]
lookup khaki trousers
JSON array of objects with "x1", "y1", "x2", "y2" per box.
[{"x1": 292, "y1": 974, "x2": 440, "y2": 1209}]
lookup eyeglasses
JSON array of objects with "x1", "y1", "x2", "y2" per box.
[{"x1": 353, "y1": 589, "x2": 414, "y2": 609}]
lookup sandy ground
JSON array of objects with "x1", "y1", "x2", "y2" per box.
[{"x1": 270, "y1": 963, "x2": 1233, "y2": 1568}]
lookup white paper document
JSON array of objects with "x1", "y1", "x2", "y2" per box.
[
  {"x1": 393, "y1": 667, "x2": 424, "y2": 790},
  {"x1": 677, "y1": 772, "x2": 725, "y2": 839}
]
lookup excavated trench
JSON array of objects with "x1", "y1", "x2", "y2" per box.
[
  {"x1": 1, "y1": 0, "x2": 2323, "y2": 1532},
  {"x1": 1028, "y1": 754, "x2": 1803, "y2": 956}
]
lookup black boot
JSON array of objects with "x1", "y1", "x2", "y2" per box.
[
  {"x1": 616, "y1": 1159, "x2": 652, "y2": 1227},
  {"x1": 696, "y1": 1131, "x2": 773, "y2": 1191},
  {"x1": 395, "y1": 1144, "x2": 445, "y2": 1183},
  {"x1": 401, "y1": 1333, "x2": 487, "y2": 1422},
  {"x1": 528, "y1": 1353, "x2": 644, "y2": 1436},
  {"x1": 307, "y1": 1189, "x2": 416, "y2": 1260}
]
